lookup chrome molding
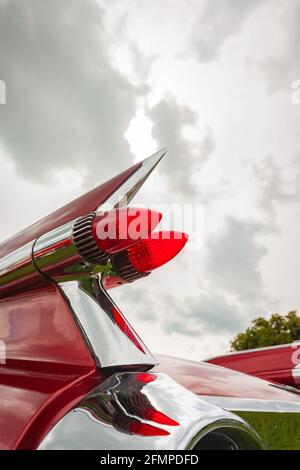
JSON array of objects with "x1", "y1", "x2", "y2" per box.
[
  {"x1": 38, "y1": 372, "x2": 262, "y2": 450},
  {"x1": 99, "y1": 149, "x2": 166, "y2": 210},
  {"x1": 0, "y1": 241, "x2": 36, "y2": 296},
  {"x1": 111, "y1": 249, "x2": 150, "y2": 283},
  {"x1": 60, "y1": 278, "x2": 157, "y2": 369},
  {"x1": 206, "y1": 342, "x2": 299, "y2": 361},
  {"x1": 200, "y1": 395, "x2": 300, "y2": 413},
  {"x1": 72, "y1": 213, "x2": 107, "y2": 265},
  {"x1": 32, "y1": 219, "x2": 102, "y2": 283},
  {"x1": 293, "y1": 364, "x2": 300, "y2": 381}
]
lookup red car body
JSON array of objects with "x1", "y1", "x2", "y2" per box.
[
  {"x1": 0, "y1": 151, "x2": 299, "y2": 450},
  {"x1": 207, "y1": 344, "x2": 300, "y2": 390}
]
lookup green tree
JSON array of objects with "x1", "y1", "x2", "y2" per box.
[{"x1": 231, "y1": 311, "x2": 300, "y2": 351}]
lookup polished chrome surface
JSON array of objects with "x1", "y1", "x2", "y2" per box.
[
  {"x1": 270, "y1": 383, "x2": 300, "y2": 395},
  {"x1": 190, "y1": 420, "x2": 262, "y2": 450},
  {"x1": 293, "y1": 364, "x2": 300, "y2": 381},
  {"x1": 60, "y1": 279, "x2": 157, "y2": 369},
  {"x1": 99, "y1": 149, "x2": 166, "y2": 210},
  {"x1": 0, "y1": 241, "x2": 36, "y2": 295},
  {"x1": 0, "y1": 241, "x2": 33, "y2": 276},
  {"x1": 33, "y1": 220, "x2": 83, "y2": 281},
  {"x1": 200, "y1": 395, "x2": 300, "y2": 413},
  {"x1": 33, "y1": 220, "x2": 108, "y2": 283},
  {"x1": 207, "y1": 342, "x2": 296, "y2": 360},
  {"x1": 72, "y1": 212, "x2": 107, "y2": 265},
  {"x1": 38, "y1": 372, "x2": 262, "y2": 450},
  {"x1": 111, "y1": 249, "x2": 149, "y2": 283}
]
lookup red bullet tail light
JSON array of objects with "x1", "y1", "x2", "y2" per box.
[
  {"x1": 92, "y1": 208, "x2": 162, "y2": 254},
  {"x1": 110, "y1": 231, "x2": 188, "y2": 284},
  {"x1": 128, "y1": 231, "x2": 188, "y2": 273},
  {"x1": 73, "y1": 208, "x2": 162, "y2": 265}
]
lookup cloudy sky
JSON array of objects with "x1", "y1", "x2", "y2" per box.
[{"x1": 0, "y1": 0, "x2": 300, "y2": 361}]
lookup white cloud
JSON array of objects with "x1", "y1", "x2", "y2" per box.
[
  {"x1": 0, "y1": 0, "x2": 138, "y2": 184},
  {"x1": 185, "y1": 0, "x2": 266, "y2": 62},
  {"x1": 256, "y1": 0, "x2": 300, "y2": 92},
  {"x1": 148, "y1": 95, "x2": 215, "y2": 200}
]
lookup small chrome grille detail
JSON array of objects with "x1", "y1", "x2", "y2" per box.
[
  {"x1": 112, "y1": 250, "x2": 149, "y2": 282},
  {"x1": 73, "y1": 213, "x2": 108, "y2": 264}
]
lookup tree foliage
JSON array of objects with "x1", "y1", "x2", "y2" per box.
[{"x1": 231, "y1": 311, "x2": 300, "y2": 351}]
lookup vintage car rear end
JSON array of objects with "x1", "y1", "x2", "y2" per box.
[{"x1": 0, "y1": 150, "x2": 299, "y2": 450}]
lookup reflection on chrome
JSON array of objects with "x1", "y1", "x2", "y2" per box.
[
  {"x1": 38, "y1": 373, "x2": 263, "y2": 450},
  {"x1": 77, "y1": 372, "x2": 179, "y2": 437},
  {"x1": 60, "y1": 278, "x2": 157, "y2": 369}
]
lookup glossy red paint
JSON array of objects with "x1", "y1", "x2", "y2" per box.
[
  {"x1": 155, "y1": 355, "x2": 300, "y2": 402},
  {"x1": 0, "y1": 162, "x2": 140, "y2": 260},
  {"x1": 0, "y1": 280, "x2": 98, "y2": 449},
  {"x1": 206, "y1": 344, "x2": 300, "y2": 389}
]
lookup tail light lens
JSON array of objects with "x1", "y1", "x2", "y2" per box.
[
  {"x1": 110, "y1": 231, "x2": 188, "y2": 284},
  {"x1": 128, "y1": 231, "x2": 188, "y2": 273},
  {"x1": 73, "y1": 208, "x2": 162, "y2": 265},
  {"x1": 92, "y1": 208, "x2": 162, "y2": 254}
]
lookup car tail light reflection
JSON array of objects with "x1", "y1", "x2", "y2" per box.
[
  {"x1": 143, "y1": 409, "x2": 179, "y2": 426},
  {"x1": 129, "y1": 421, "x2": 170, "y2": 436},
  {"x1": 136, "y1": 372, "x2": 157, "y2": 383}
]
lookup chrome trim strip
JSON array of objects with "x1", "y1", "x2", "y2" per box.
[
  {"x1": 206, "y1": 342, "x2": 299, "y2": 361},
  {"x1": 33, "y1": 218, "x2": 109, "y2": 282},
  {"x1": 99, "y1": 149, "x2": 166, "y2": 210},
  {"x1": 38, "y1": 372, "x2": 262, "y2": 450},
  {"x1": 0, "y1": 241, "x2": 36, "y2": 295},
  {"x1": 199, "y1": 395, "x2": 300, "y2": 413},
  {"x1": 270, "y1": 383, "x2": 300, "y2": 395},
  {"x1": 72, "y1": 213, "x2": 107, "y2": 264},
  {"x1": 292, "y1": 364, "x2": 300, "y2": 381},
  {"x1": 112, "y1": 249, "x2": 149, "y2": 282},
  {"x1": 32, "y1": 220, "x2": 90, "y2": 283},
  {"x1": 0, "y1": 241, "x2": 33, "y2": 272}
]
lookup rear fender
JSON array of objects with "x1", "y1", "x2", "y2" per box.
[{"x1": 38, "y1": 372, "x2": 263, "y2": 450}]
